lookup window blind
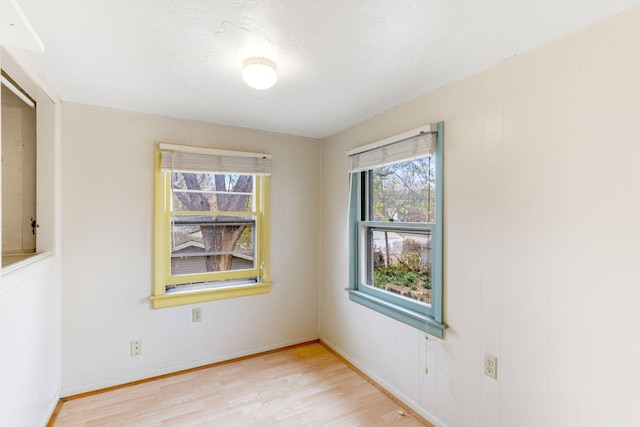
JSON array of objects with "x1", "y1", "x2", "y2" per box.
[
  {"x1": 347, "y1": 125, "x2": 437, "y2": 173},
  {"x1": 159, "y1": 143, "x2": 271, "y2": 175}
]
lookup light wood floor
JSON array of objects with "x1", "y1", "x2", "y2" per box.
[{"x1": 52, "y1": 342, "x2": 428, "y2": 426}]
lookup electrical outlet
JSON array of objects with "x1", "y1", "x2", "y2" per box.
[
  {"x1": 483, "y1": 353, "x2": 497, "y2": 379},
  {"x1": 192, "y1": 307, "x2": 202, "y2": 322},
  {"x1": 131, "y1": 339, "x2": 142, "y2": 357}
]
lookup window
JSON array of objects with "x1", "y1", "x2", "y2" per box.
[
  {"x1": 347, "y1": 123, "x2": 446, "y2": 338},
  {"x1": 152, "y1": 143, "x2": 271, "y2": 308},
  {"x1": 1, "y1": 70, "x2": 37, "y2": 267}
]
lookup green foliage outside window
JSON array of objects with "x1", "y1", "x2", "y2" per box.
[{"x1": 369, "y1": 159, "x2": 435, "y2": 304}]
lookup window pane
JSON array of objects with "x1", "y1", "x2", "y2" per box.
[
  {"x1": 171, "y1": 214, "x2": 255, "y2": 276},
  {"x1": 367, "y1": 228, "x2": 432, "y2": 305},
  {"x1": 370, "y1": 157, "x2": 435, "y2": 223},
  {"x1": 171, "y1": 172, "x2": 254, "y2": 212}
]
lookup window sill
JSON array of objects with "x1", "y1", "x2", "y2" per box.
[
  {"x1": 1, "y1": 252, "x2": 52, "y2": 278},
  {"x1": 152, "y1": 282, "x2": 272, "y2": 308},
  {"x1": 346, "y1": 288, "x2": 447, "y2": 338}
]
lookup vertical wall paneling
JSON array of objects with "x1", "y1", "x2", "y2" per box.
[
  {"x1": 480, "y1": 65, "x2": 503, "y2": 427},
  {"x1": 439, "y1": 77, "x2": 484, "y2": 426},
  {"x1": 547, "y1": 33, "x2": 582, "y2": 427},
  {"x1": 320, "y1": 6, "x2": 640, "y2": 427},
  {"x1": 577, "y1": 7, "x2": 640, "y2": 426},
  {"x1": 500, "y1": 46, "x2": 552, "y2": 427}
]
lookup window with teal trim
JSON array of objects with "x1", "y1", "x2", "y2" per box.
[{"x1": 347, "y1": 122, "x2": 447, "y2": 338}]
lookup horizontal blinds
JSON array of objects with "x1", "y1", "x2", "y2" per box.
[
  {"x1": 160, "y1": 144, "x2": 271, "y2": 175},
  {"x1": 348, "y1": 128, "x2": 437, "y2": 173}
]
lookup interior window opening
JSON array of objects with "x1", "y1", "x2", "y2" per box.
[{"x1": 1, "y1": 71, "x2": 37, "y2": 267}]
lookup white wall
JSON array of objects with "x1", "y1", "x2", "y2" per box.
[
  {"x1": 60, "y1": 103, "x2": 321, "y2": 395},
  {"x1": 0, "y1": 48, "x2": 61, "y2": 426},
  {"x1": 320, "y1": 5, "x2": 640, "y2": 427},
  {"x1": 0, "y1": 257, "x2": 60, "y2": 426}
]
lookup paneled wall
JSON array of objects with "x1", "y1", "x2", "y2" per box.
[{"x1": 320, "y1": 6, "x2": 640, "y2": 427}]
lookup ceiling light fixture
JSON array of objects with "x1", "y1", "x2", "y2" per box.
[{"x1": 242, "y1": 57, "x2": 278, "y2": 90}]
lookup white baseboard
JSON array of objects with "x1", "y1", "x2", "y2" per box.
[
  {"x1": 319, "y1": 336, "x2": 448, "y2": 427},
  {"x1": 60, "y1": 335, "x2": 319, "y2": 397}
]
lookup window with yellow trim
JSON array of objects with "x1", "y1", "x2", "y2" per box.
[{"x1": 153, "y1": 143, "x2": 271, "y2": 308}]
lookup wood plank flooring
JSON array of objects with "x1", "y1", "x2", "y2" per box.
[{"x1": 52, "y1": 342, "x2": 428, "y2": 426}]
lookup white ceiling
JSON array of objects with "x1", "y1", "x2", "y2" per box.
[{"x1": 4, "y1": 0, "x2": 640, "y2": 138}]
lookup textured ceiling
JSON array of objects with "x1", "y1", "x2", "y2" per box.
[{"x1": 5, "y1": 0, "x2": 640, "y2": 138}]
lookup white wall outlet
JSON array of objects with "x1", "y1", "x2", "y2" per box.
[
  {"x1": 192, "y1": 307, "x2": 202, "y2": 322},
  {"x1": 130, "y1": 339, "x2": 142, "y2": 357},
  {"x1": 483, "y1": 353, "x2": 497, "y2": 379}
]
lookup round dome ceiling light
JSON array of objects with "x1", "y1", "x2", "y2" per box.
[{"x1": 242, "y1": 57, "x2": 278, "y2": 90}]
